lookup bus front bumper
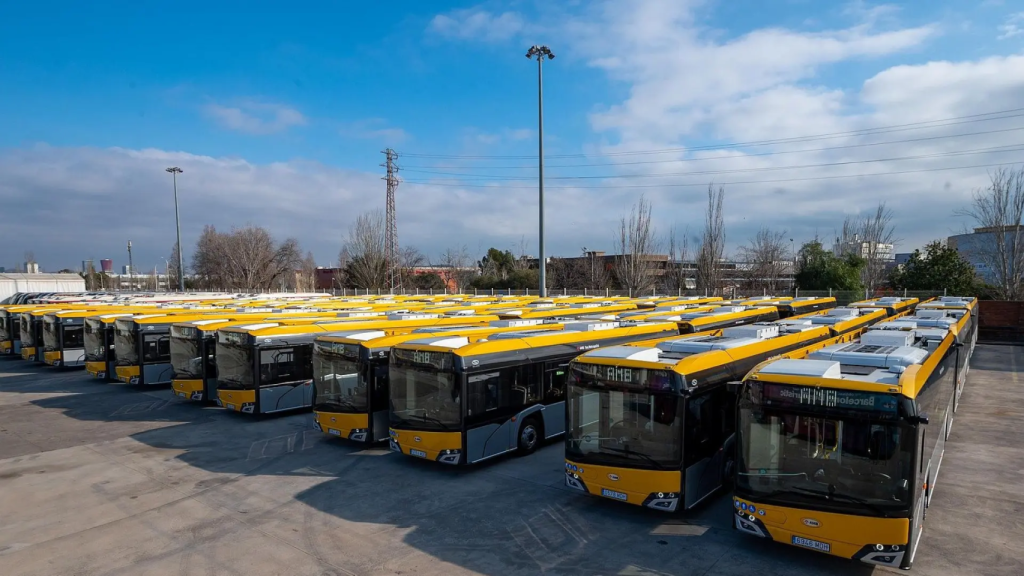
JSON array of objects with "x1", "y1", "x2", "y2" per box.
[
  {"x1": 172, "y1": 379, "x2": 206, "y2": 401},
  {"x1": 0, "y1": 341, "x2": 11, "y2": 355},
  {"x1": 44, "y1": 351, "x2": 62, "y2": 366},
  {"x1": 217, "y1": 389, "x2": 256, "y2": 414},
  {"x1": 564, "y1": 460, "x2": 682, "y2": 512},
  {"x1": 115, "y1": 366, "x2": 140, "y2": 384},
  {"x1": 21, "y1": 347, "x2": 35, "y2": 361},
  {"x1": 389, "y1": 428, "x2": 463, "y2": 464},
  {"x1": 313, "y1": 411, "x2": 371, "y2": 442},
  {"x1": 85, "y1": 361, "x2": 107, "y2": 378},
  {"x1": 732, "y1": 496, "x2": 910, "y2": 568}
]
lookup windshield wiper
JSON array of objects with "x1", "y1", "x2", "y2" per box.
[
  {"x1": 600, "y1": 446, "x2": 667, "y2": 471},
  {"x1": 790, "y1": 486, "x2": 888, "y2": 515}
]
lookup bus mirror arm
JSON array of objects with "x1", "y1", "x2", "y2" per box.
[
  {"x1": 726, "y1": 381, "x2": 743, "y2": 395},
  {"x1": 911, "y1": 413, "x2": 929, "y2": 425}
]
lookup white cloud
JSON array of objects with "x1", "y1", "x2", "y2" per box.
[
  {"x1": 998, "y1": 12, "x2": 1024, "y2": 39},
  {"x1": 0, "y1": 145, "x2": 610, "y2": 271},
  {"x1": 411, "y1": 1, "x2": 1024, "y2": 256},
  {"x1": 203, "y1": 101, "x2": 307, "y2": 134},
  {"x1": 429, "y1": 8, "x2": 524, "y2": 42}
]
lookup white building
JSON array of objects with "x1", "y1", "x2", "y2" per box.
[{"x1": 833, "y1": 238, "x2": 895, "y2": 261}]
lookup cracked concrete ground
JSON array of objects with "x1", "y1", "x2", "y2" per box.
[{"x1": 0, "y1": 345, "x2": 1021, "y2": 575}]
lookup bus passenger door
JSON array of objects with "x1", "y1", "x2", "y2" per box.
[{"x1": 683, "y1": 390, "x2": 726, "y2": 509}]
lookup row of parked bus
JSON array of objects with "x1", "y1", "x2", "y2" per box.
[{"x1": 0, "y1": 292, "x2": 977, "y2": 570}]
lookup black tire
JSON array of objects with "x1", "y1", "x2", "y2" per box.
[{"x1": 517, "y1": 417, "x2": 543, "y2": 455}]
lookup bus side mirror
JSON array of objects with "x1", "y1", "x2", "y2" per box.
[
  {"x1": 726, "y1": 381, "x2": 743, "y2": 395},
  {"x1": 913, "y1": 413, "x2": 930, "y2": 425}
]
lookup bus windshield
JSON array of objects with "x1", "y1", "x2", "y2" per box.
[
  {"x1": 20, "y1": 317, "x2": 34, "y2": 346},
  {"x1": 84, "y1": 320, "x2": 106, "y2": 361},
  {"x1": 737, "y1": 385, "x2": 913, "y2": 515},
  {"x1": 313, "y1": 353, "x2": 366, "y2": 412},
  {"x1": 63, "y1": 325, "x2": 84, "y2": 349},
  {"x1": 0, "y1": 318, "x2": 8, "y2": 342},
  {"x1": 170, "y1": 336, "x2": 203, "y2": 379},
  {"x1": 43, "y1": 319, "x2": 59, "y2": 351},
  {"x1": 390, "y1": 359, "x2": 461, "y2": 430},
  {"x1": 114, "y1": 325, "x2": 138, "y2": 365},
  {"x1": 217, "y1": 343, "x2": 253, "y2": 389},
  {"x1": 566, "y1": 366, "x2": 682, "y2": 469}
]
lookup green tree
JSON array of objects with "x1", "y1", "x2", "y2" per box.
[
  {"x1": 795, "y1": 240, "x2": 864, "y2": 291},
  {"x1": 409, "y1": 272, "x2": 446, "y2": 291},
  {"x1": 478, "y1": 247, "x2": 517, "y2": 280},
  {"x1": 889, "y1": 241, "x2": 977, "y2": 295}
]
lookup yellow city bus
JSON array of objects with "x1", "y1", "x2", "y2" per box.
[
  {"x1": 42, "y1": 308, "x2": 140, "y2": 368},
  {"x1": 493, "y1": 301, "x2": 639, "y2": 320},
  {"x1": 0, "y1": 305, "x2": 43, "y2": 356},
  {"x1": 113, "y1": 310, "x2": 236, "y2": 385},
  {"x1": 668, "y1": 306, "x2": 781, "y2": 334},
  {"x1": 169, "y1": 311, "x2": 395, "y2": 402},
  {"x1": 849, "y1": 296, "x2": 921, "y2": 318},
  {"x1": 312, "y1": 319, "x2": 565, "y2": 444},
  {"x1": 562, "y1": 322, "x2": 854, "y2": 513},
  {"x1": 731, "y1": 306, "x2": 977, "y2": 569},
  {"x1": 216, "y1": 314, "x2": 502, "y2": 415},
  {"x1": 388, "y1": 320, "x2": 682, "y2": 466}
]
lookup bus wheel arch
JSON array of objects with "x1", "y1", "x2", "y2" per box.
[{"x1": 517, "y1": 416, "x2": 543, "y2": 454}]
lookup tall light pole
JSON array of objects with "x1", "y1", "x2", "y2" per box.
[
  {"x1": 165, "y1": 167, "x2": 185, "y2": 291},
  {"x1": 126, "y1": 241, "x2": 133, "y2": 292},
  {"x1": 527, "y1": 45, "x2": 554, "y2": 297}
]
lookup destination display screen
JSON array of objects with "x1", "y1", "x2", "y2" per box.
[
  {"x1": 218, "y1": 331, "x2": 250, "y2": 346},
  {"x1": 391, "y1": 348, "x2": 453, "y2": 370},
  {"x1": 571, "y1": 363, "x2": 677, "y2": 392},
  {"x1": 314, "y1": 340, "x2": 361, "y2": 358},
  {"x1": 761, "y1": 383, "x2": 898, "y2": 416},
  {"x1": 171, "y1": 326, "x2": 198, "y2": 340}
]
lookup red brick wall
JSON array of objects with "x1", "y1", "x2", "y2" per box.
[{"x1": 978, "y1": 301, "x2": 1024, "y2": 343}]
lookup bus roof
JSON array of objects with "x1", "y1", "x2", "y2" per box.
[
  {"x1": 745, "y1": 309, "x2": 972, "y2": 399},
  {"x1": 398, "y1": 320, "x2": 680, "y2": 358}
]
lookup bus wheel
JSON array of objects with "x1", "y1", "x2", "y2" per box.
[{"x1": 517, "y1": 418, "x2": 542, "y2": 455}]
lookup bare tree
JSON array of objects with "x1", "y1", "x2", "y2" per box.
[
  {"x1": 547, "y1": 257, "x2": 587, "y2": 290},
  {"x1": 333, "y1": 247, "x2": 351, "y2": 291},
  {"x1": 438, "y1": 246, "x2": 476, "y2": 294},
  {"x1": 191, "y1": 225, "x2": 226, "y2": 289},
  {"x1": 512, "y1": 236, "x2": 532, "y2": 271},
  {"x1": 218, "y1": 225, "x2": 302, "y2": 291},
  {"x1": 661, "y1": 227, "x2": 691, "y2": 292},
  {"x1": 344, "y1": 210, "x2": 388, "y2": 291},
  {"x1": 696, "y1": 185, "x2": 726, "y2": 295},
  {"x1": 396, "y1": 246, "x2": 426, "y2": 289},
  {"x1": 613, "y1": 194, "x2": 660, "y2": 295},
  {"x1": 859, "y1": 202, "x2": 897, "y2": 293},
  {"x1": 957, "y1": 167, "x2": 1024, "y2": 299},
  {"x1": 738, "y1": 227, "x2": 789, "y2": 292},
  {"x1": 167, "y1": 244, "x2": 184, "y2": 291}
]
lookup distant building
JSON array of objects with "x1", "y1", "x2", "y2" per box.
[
  {"x1": 122, "y1": 265, "x2": 133, "y2": 275},
  {"x1": 946, "y1": 226, "x2": 1024, "y2": 282},
  {"x1": 0, "y1": 267, "x2": 5, "y2": 273},
  {"x1": 894, "y1": 253, "x2": 913, "y2": 265},
  {"x1": 24, "y1": 262, "x2": 40, "y2": 274},
  {"x1": 82, "y1": 259, "x2": 94, "y2": 273},
  {"x1": 100, "y1": 259, "x2": 114, "y2": 273},
  {"x1": 833, "y1": 237, "x2": 895, "y2": 261}
]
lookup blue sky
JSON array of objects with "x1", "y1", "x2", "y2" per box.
[{"x1": 2, "y1": 1, "x2": 1024, "y2": 272}]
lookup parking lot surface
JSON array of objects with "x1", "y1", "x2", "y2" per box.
[{"x1": 0, "y1": 345, "x2": 1022, "y2": 575}]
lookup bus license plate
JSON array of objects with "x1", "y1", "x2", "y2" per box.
[
  {"x1": 225, "y1": 404, "x2": 236, "y2": 411},
  {"x1": 410, "y1": 449, "x2": 427, "y2": 458},
  {"x1": 601, "y1": 489, "x2": 628, "y2": 501},
  {"x1": 328, "y1": 429, "x2": 341, "y2": 436},
  {"x1": 176, "y1": 392, "x2": 187, "y2": 398},
  {"x1": 792, "y1": 536, "x2": 831, "y2": 553}
]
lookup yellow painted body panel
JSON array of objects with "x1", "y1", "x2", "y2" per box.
[
  {"x1": 44, "y1": 351, "x2": 62, "y2": 365},
  {"x1": 218, "y1": 389, "x2": 256, "y2": 412},
  {"x1": 172, "y1": 379, "x2": 204, "y2": 400},
  {"x1": 115, "y1": 365, "x2": 140, "y2": 383},
  {"x1": 314, "y1": 411, "x2": 369, "y2": 439},
  {"x1": 568, "y1": 460, "x2": 681, "y2": 506},
  {"x1": 85, "y1": 362, "x2": 106, "y2": 377},
  {"x1": 390, "y1": 428, "x2": 461, "y2": 460},
  {"x1": 734, "y1": 497, "x2": 910, "y2": 559},
  {"x1": 0, "y1": 341, "x2": 11, "y2": 353},
  {"x1": 21, "y1": 347, "x2": 35, "y2": 360}
]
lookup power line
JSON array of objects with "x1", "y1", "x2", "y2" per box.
[
  {"x1": 397, "y1": 106, "x2": 1024, "y2": 160},
  {"x1": 401, "y1": 160, "x2": 1024, "y2": 190},
  {"x1": 400, "y1": 126, "x2": 1024, "y2": 170},
  {"x1": 399, "y1": 144, "x2": 1024, "y2": 181}
]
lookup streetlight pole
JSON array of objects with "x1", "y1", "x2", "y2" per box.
[
  {"x1": 527, "y1": 45, "x2": 554, "y2": 297},
  {"x1": 165, "y1": 167, "x2": 185, "y2": 291}
]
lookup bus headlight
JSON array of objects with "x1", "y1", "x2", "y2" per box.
[
  {"x1": 854, "y1": 544, "x2": 906, "y2": 567},
  {"x1": 565, "y1": 472, "x2": 587, "y2": 492},
  {"x1": 436, "y1": 449, "x2": 461, "y2": 465},
  {"x1": 348, "y1": 429, "x2": 369, "y2": 442},
  {"x1": 642, "y1": 493, "x2": 679, "y2": 512}
]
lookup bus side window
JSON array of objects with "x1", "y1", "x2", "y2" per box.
[
  {"x1": 519, "y1": 364, "x2": 542, "y2": 404},
  {"x1": 543, "y1": 362, "x2": 568, "y2": 404}
]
